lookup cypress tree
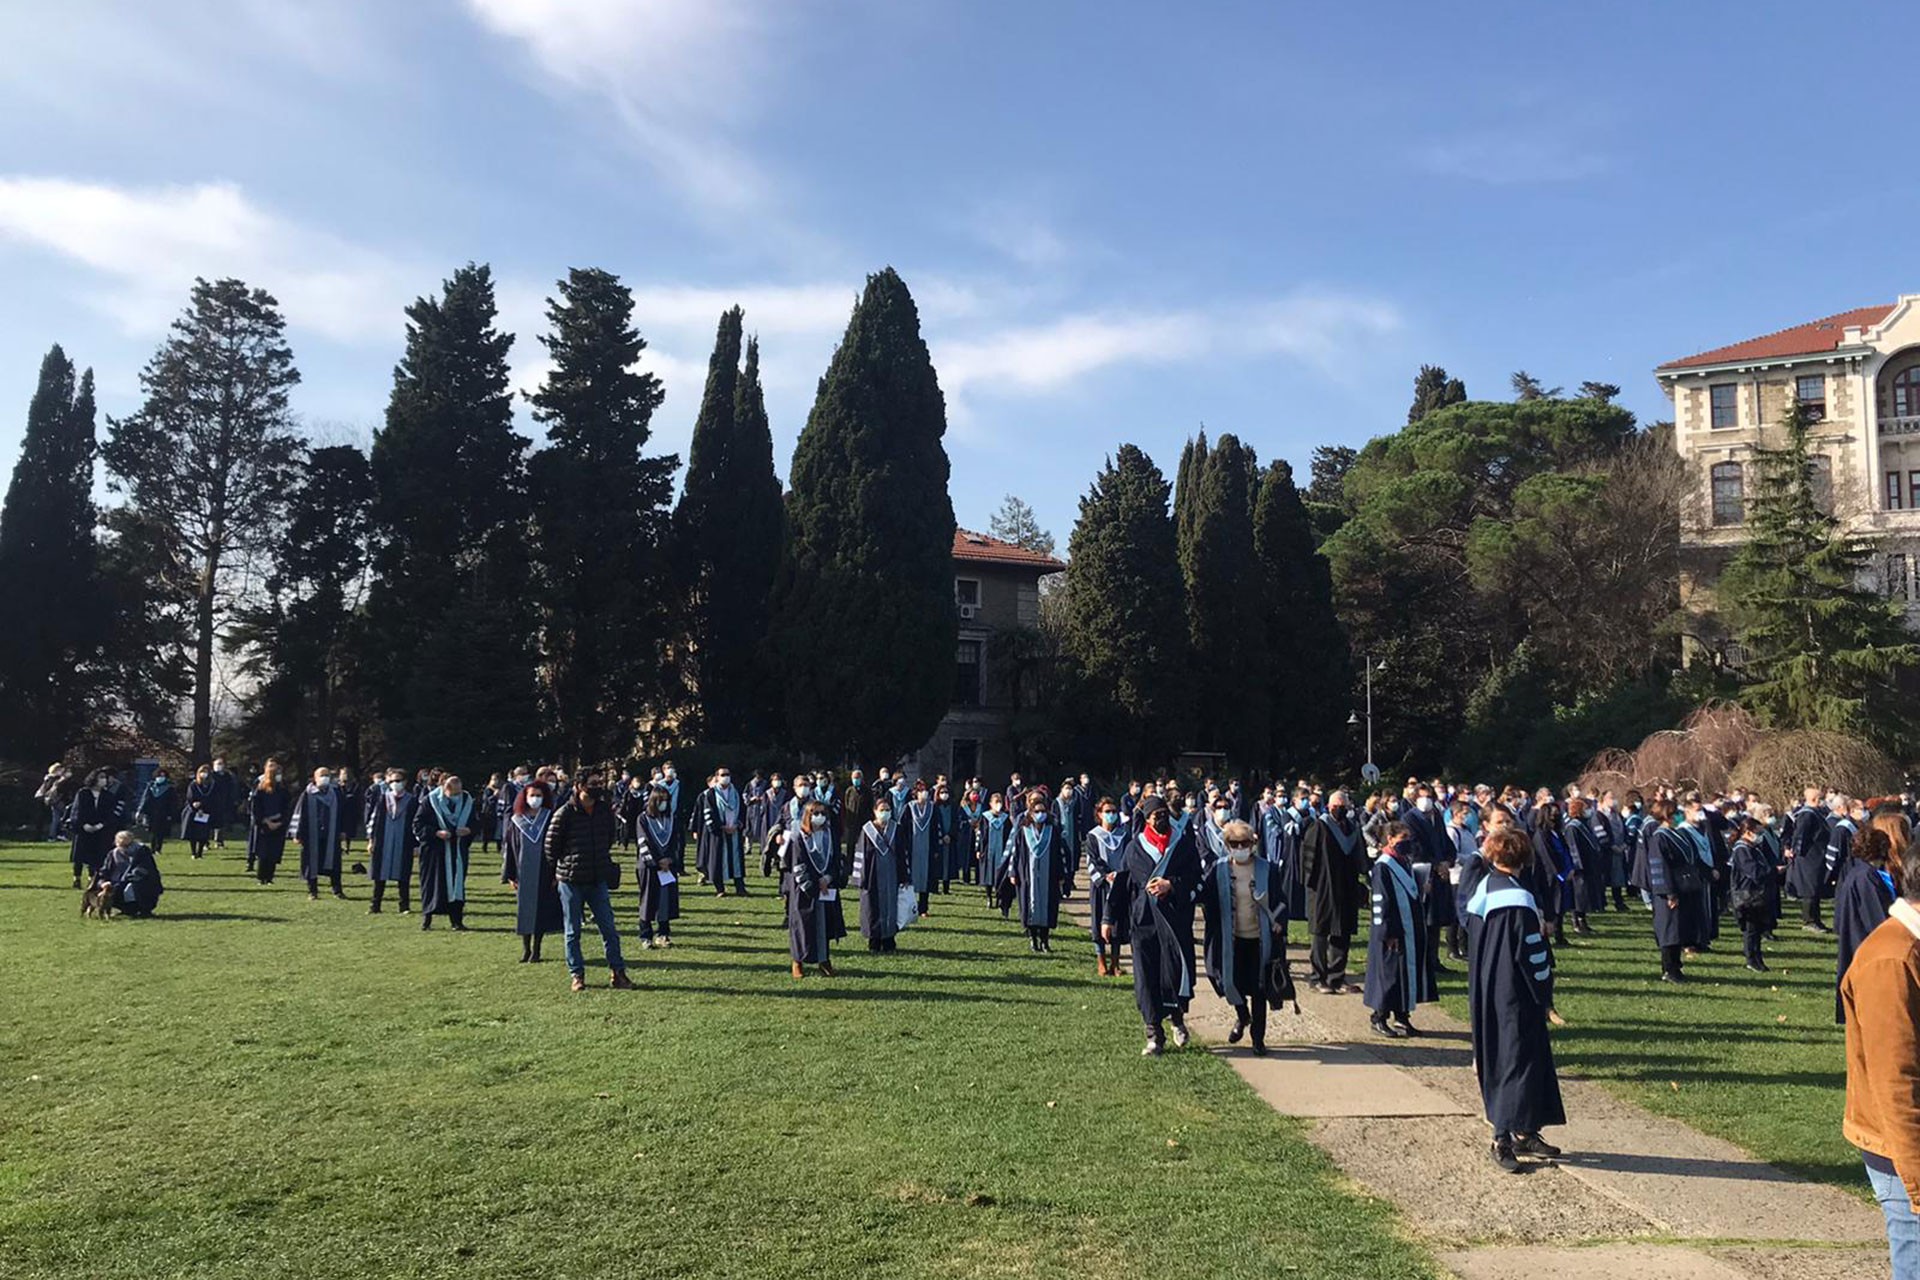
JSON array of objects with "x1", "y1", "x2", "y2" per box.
[
  {"x1": 1408, "y1": 363, "x2": 1467, "y2": 423},
  {"x1": 1174, "y1": 428, "x2": 1208, "y2": 567},
  {"x1": 102, "y1": 279, "x2": 301, "y2": 762},
  {"x1": 774, "y1": 268, "x2": 956, "y2": 763},
  {"x1": 673, "y1": 310, "x2": 786, "y2": 743},
  {"x1": 1181, "y1": 433, "x2": 1267, "y2": 763},
  {"x1": 1061, "y1": 444, "x2": 1189, "y2": 770},
  {"x1": 1255, "y1": 459, "x2": 1352, "y2": 774},
  {"x1": 527, "y1": 266, "x2": 678, "y2": 766},
  {"x1": 0, "y1": 346, "x2": 104, "y2": 764},
  {"x1": 364, "y1": 263, "x2": 540, "y2": 771}
]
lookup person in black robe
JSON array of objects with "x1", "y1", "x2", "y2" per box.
[
  {"x1": 335, "y1": 768, "x2": 362, "y2": 856},
  {"x1": 694, "y1": 769, "x2": 749, "y2": 896},
  {"x1": 1084, "y1": 798, "x2": 1129, "y2": 977},
  {"x1": 853, "y1": 797, "x2": 904, "y2": 952},
  {"x1": 1365, "y1": 822, "x2": 1437, "y2": 1037},
  {"x1": 1784, "y1": 786, "x2": 1835, "y2": 932},
  {"x1": 1010, "y1": 793, "x2": 1064, "y2": 952},
  {"x1": 1198, "y1": 820, "x2": 1288, "y2": 1055},
  {"x1": 1630, "y1": 797, "x2": 1695, "y2": 982},
  {"x1": 782, "y1": 800, "x2": 838, "y2": 977},
  {"x1": 248, "y1": 766, "x2": 290, "y2": 884},
  {"x1": 133, "y1": 768, "x2": 180, "y2": 857},
  {"x1": 503, "y1": 781, "x2": 561, "y2": 961},
  {"x1": 835, "y1": 772, "x2": 866, "y2": 861},
  {"x1": 96, "y1": 831, "x2": 164, "y2": 917},
  {"x1": 1729, "y1": 816, "x2": 1781, "y2": 973},
  {"x1": 1465, "y1": 827, "x2": 1566, "y2": 1174},
  {"x1": 414, "y1": 775, "x2": 477, "y2": 931},
  {"x1": 207, "y1": 757, "x2": 237, "y2": 848},
  {"x1": 1833, "y1": 818, "x2": 1900, "y2": 1023},
  {"x1": 289, "y1": 767, "x2": 346, "y2": 900},
  {"x1": 1106, "y1": 796, "x2": 1201, "y2": 1056},
  {"x1": 181, "y1": 765, "x2": 218, "y2": 860},
  {"x1": 635, "y1": 785, "x2": 681, "y2": 949},
  {"x1": 366, "y1": 770, "x2": 419, "y2": 914},
  {"x1": 1299, "y1": 790, "x2": 1366, "y2": 994},
  {"x1": 68, "y1": 771, "x2": 125, "y2": 889}
]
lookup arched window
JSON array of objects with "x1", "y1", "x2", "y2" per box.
[
  {"x1": 1711, "y1": 462, "x2": 1743, "y2": 526},
  {"x1": 1895, "y1": 367, "x2": 1920, "y2": 418}
]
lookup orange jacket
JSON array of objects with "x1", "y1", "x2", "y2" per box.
[{"x1": 1840, "y1": 900, "x2": 1920, "y2": 1210}]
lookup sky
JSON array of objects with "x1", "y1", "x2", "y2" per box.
[{"x1": 0, "y1": 0, "x2": 1914, "y2": 546}]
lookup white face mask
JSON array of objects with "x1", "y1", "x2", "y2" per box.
[
  {"x1": 811, "y1": 813, "x2": 829, "y2": 829},
  {"x1": 1228, "y1": 845, "x2": 1254, "y2": 864},
  {"x1": 1213, "y1": 808, "x2": 1230, "y2": 826},
  {"x1": 796, "y1": 785, "x2": 812, "y2": 799},
  {"x1": 388, "y1": 782, "x2": 404, "y2": 793},
  {"x1": 1030, "y1": 811, "x2": 1048, "y2": 825},
  {"x1": 874, "y1": 809, "x2": 892, "y2": 824},
  {"x1": 527, "y1": 795, "x2": 544, "y2": 810},
  {"x1": 1415, "y1": 797, "x2": 1433, "y2": 813}
]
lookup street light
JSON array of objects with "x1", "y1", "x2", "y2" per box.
[{"x1": 1352, "y1": 656, "x2": 1385, "y2": 784}]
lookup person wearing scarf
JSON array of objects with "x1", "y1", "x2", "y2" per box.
[
  {"x1": 288, "y1": 766, "x2": 345, "y2": 901},
  {"x1": 1630, "y1": 797, "x2": 1695, "y2": 983},
  {"x1": 1528, "y1": 801, "x2": 1575, "y2": 946},
  {"x1": 636, "y1": 784, "x2": 682, "y2": 949},
  {"x1": 1011, "y1": 793, "x2": 1064, "y2": 952},
  {"x1": 412, "y1": 774, "x2": 476, "y2": 931},
  {"x1": 182, "y1": 765, "x2": 218, "y2": 861},
  {"x1": 1199, "y1": 819, "x2": 1288, "y2": 1055},
  {"x1": 1300, "y1": 789, "x2": 1367, "y2": 994},
  {"x1": 366, "y1": 769, "x2": 419, "y2": 915},
  {"x1": 979, "y1": 793, "x2": 1015, "y2": 912},
  {"x1": 905, "y1": 783, "x2": 937, "y2": 917},
  {"x1": 503, "y1": 780, "x2": 561, "y2": 961},
  {"x1": 134, "y1": 768, "x2": 180, "y2": 857},
  {"x1": 1106, "y1": 795, "x2": 1202, "y2": 1056},
  {"x1": 1054, "y1": 781, "x2": 1081, "y2": 897},
  {"x1": 1085, "y1": 797, "x2": 1129, "y2": 977},
  {"x1": 783, "y1": 800, "x2": 839, "y2": 977},
  {"x1": 854, "y1": 795, "x2": 904, "y2": 953},
  {"x1": 1729, "y1": 813, "x2": 1783, "y2": 975},
  {"x1": 1677, "y1": 796, "x2": 1722, "y2": 956},
  {"x1": 934, "y1": 783, "x2": 962, "y2": 894},
  {"x1": 1365, "y1": 822, "x2": 1437, "y2": 1038},
  {"x1": 954, "y1": 788, "x2": 982, "y2": 887},
  {"x1": 249, "y1": 763, "x2": 290, "y2": 885},
  {"x1": 695, "y1": 768, "x2": 749, "y2": 897},
  {"x1": 758, "y1": 773, "x2": 792, "y2": 876}
]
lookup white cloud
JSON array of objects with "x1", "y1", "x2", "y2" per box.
[
  {"x1": 1414, "y1": 131, "x2": 1609, "y2": 185},
  {"x1": 0, "y1": 177, "x2": 416, "y2": 343}
]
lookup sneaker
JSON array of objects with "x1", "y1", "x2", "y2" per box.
[
  {"x1": 569, "y1": 975, "x2": 587, "y2": 992},
  {"x1": 1490, "y1": 1139, "x2": 1522, "y2": 1174},
  {"x1": 1744, "y1": 960, "x2": 1769, "y2": 973},
  {"x1": 1369, "y1": 1018, "x2": 1403, "y2": 1038},
  {"x1": 657, "y1": 937, "x2": 671, "y2": 950},
  {"x1": 1660, "y1": 970, "x2": 1685, "y2": 983},
  {"x1": 791, "y1": 962, "x2": 805, "y2": 979},
  {"x1": 638, "y1": 938, "x2": 655, "y2": 950},
  {"x1": 1307, "y1": 977, "x2": 1327, "y2": 993},
  {"x1": 1142, "y1": 1037, "x2": 1164, "y2": 1057},
  {"x1": 1394, "y1": 1018, "x2": 1422, "y2": 1037},
  {"x1": 1512, "y1": 1132, "x2": 1561, "y2": 1159},
  {"x1": 609, "y1": 972, "x2": 636, "y2": 990},
  {"x1": 1170, "y1": 1022, "x2": 1190, "y2": 1049}
]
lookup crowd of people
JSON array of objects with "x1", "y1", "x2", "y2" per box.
[{"x1": 35, "y1": 756, "x2": 1920, "y2": 1192}]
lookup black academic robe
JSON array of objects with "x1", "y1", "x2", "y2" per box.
[
  {"x1": 782, "y1": 827, "x2": 838, "y2": 964},
  {"x1": 365, "y1": 790, "x2": 418, "y2": 883},
  {"x1": 1402, "y1": 805, "x2": 1456, "y2": 929},
  {"x1": 1633, "y1": 826, "x2": 1694, "y2": 949},
  {"x1": 504, "y1": 810, "x2": 563, "y2": 935},
  {"x1": 1009, "y1": 821, "x2": 1063, "y2": 928},
  {"x1": 99, "y1": 841, "x2": 163, "y2": 915},
  {"x1": 1833, "y1": 856, "x2": 1895, "y2": 1024},
  {"x1": 1464, "y1": 870, "x2": 1565, "y2": 1136},
  {"x1": 1365, "y1": 852, "x2": 1436, "y2": 1017},
  {"x1": 248, "y1": 786, "x2": 289, "y2": 881},
  {"x1": 207, "y1": 769, "x2": 238, "y2": 825},
  {"x1": 135, "y1": 781, "x2": 180, "y2": 842},
  {"x1": 694, "y1": 785, "x2": 747, "y2": 884},
  {"x1": 1198, "y1": 854, "x2": 1288, "y2": 1008},
  {"x1": 1785, "y1": 804, "x2": 1833, "y2": 900},
  {"x1": 413, "y1": 790, "x2": 477, "y2": 916},
  {"x1": 1083, "y1": 827, "x2": 1130, "y2": 945},
  {"x1": 289, "y1": 785, "x2": 343, "y2": 880},
  {"x1": 852, "y1": 820, "x2": 904, "y2": 940},
  {"x1": 1300, "y1": 812, "x2": 1366, "y2": 939},
  {"x1": 1729, "y1": 837, "x2": 1782, "y2": 936},
  {"x1": 1109, "y1": 829, "x2": 1202, "y2": 1026},
  {"x1": 636, "y1": 813, "x2": 682, "y2": 925},
  {"x1": 69, "y1": 788, "x2": 124, "y2": 873}
]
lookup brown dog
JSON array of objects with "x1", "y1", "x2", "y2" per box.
[{"x1": 81, "y1": 881, "x2": 113, "y2": 920}]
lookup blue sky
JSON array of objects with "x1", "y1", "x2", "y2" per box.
[{"x1": 0, "y1": 0, "x2": 1912, "y2": 544}]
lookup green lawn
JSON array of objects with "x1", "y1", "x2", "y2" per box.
[
  {"x1": 1440, "y1": 899, "x2": 1860, "y2": 1194},
  {"x1": 0, "y1": 839, "x2": 1434, "y2": 1280}
]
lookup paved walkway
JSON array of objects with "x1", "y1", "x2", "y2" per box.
[{"x1": 1058, "y1": 892, "x2": 1888, "y2": 1280}]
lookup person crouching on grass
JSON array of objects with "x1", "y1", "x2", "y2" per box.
[{"x1": 1465, "y1": 826, "x2": 1567, "y2": 1174}]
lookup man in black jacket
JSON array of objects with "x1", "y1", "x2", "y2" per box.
[{"x1": 545, "y1": 775, "x2": 636, "y2": 992}]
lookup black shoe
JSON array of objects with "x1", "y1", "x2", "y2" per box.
[
  {"x1": 1228, "y1": 1011, "x2": 1248, "y2": 1044},
  {"x1": 368, "y1": 904, "x2": 382, "y2": 914},
  {"x1": 1660, "y1": 970, "x2": 1685, "y2": 983},
  {"x1": 1490, "y1": 1140, "x2": 1523, "y2": 1174},
  {"x1": 1394, "y1": 1019, "x2": 1422, "y2": 1037},
  {"x1": 1369, "y1": 1018, "x2": 1403, "y2": 1038},
  {"x1": 1250, "y1": 1041, "x2": 1269, "y2": 1057},
  {"x1": 1745, "y1": 960, "x2": 1769, "y2": 973},
  {"x1": 1512, "y1": 1132, "x2": 1561, "y2": 1159}
]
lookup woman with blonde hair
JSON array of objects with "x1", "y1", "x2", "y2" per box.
[
  {"x1": 1198, "y1": 818, "x2": 1288, "y2": 1055},
  {"x1": 783, "y1": 799, "x2": 838, "y2": 978},
  {"x1": 248, "y1": 761, "x2": 289, "y2": 885}
]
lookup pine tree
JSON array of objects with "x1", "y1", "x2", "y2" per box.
[
  {"x1": 364, "y1": 263, "x2": 540, "y2": 771},
  {"x1": 673, "y1": 310, "x2": 786, "y2": 743},
  {"x1": 774, "y1": 268, "x2": 956, "y2": 763},
  {"x1": 102, "y1": 279, "x2": 301, "y2": 762},
  {"x1": 1510, "y1": 370, "x2": 1562, "y2": 402},
  {"x1": 1578, "y1": 380, "x2": 1622, "y2": 403},
  {"x1": 1306, "y1": 444, "x2": 1357, "y2": 510},
  {"x1": 988, "y1": 494, "x2": 1055, "y2": 556},
  {"x1": 528, "y1": 267, "x2": 678, "y2": 766},
  {"x1": 1255, "y1": 459, "x2": 1352, "y2": 774},
  {"x1": 1719, "y1": 401, "x2": 1920, "y2": 751},
  {"x1": 1181, "y1": 433, "x2": 1267, "y2": 763},
  {"x1": 1408, "y1": 364, "x2": 1467, "y2": 423},
  {"x1": 1061, "y1": 444, "x2": 1189, "y2": 769},
  {"x1": 0, "y1": 346, "x2": 105, "y2": 764}
]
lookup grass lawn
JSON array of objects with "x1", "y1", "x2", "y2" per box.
[
  {"x1": 1440, "y1": 899, "x2": 1860, "y2": 1194},
  {"x1": 0, "y1": 838, "x2": 1435, "y2": 1280}
]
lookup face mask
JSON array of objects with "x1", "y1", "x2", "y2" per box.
[
  {"x1": 811, "y1": 814, "x2": 828, "y2": 829},
  {"x1": 1213, "y1": 808, "x2": 1230, "y2": 826},
  {"x1": 718, "y1": 776, "x2": 731, "y2": 787},
  {"x1": 1415, "y1": 797, "x2": 1433, "y2": 813},
  {"x1": 389, "y1": 782, "x2": 404, "y2": 793},
  {"x1": 1100, "y1": 812, "x2": 1119, "y2": 828},
  {"x1": 852, "y1": 776, "x2": 863, "y2": 785},
  {"x1": 527, "y1": 795, "x2": 544, "y2": 810},
  {"x1": 317, "y1": 775, "x2": 333, "y2": 787},
  {"x1": 1031, "y1": 811, "x2": 1048, "y2": 825},
  {"x1": 1228, "y1": 844, "x2": 1254, "y2": 864},
  {"x1": 874, "y1": 809, "x2": 892, "y2": 824}
]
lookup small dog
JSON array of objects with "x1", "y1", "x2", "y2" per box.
[{"x1": 81, "y1": 881, "x2": 114, "y2": 920}]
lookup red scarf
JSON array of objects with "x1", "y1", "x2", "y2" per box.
[{"x1": 1142, "y1": 825, "x2": 1170, "y2": 855}]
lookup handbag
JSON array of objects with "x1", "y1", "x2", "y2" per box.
[
  {"x1": 1662, "y1": 831, "x2": 1702, "y2": 894},
  {"x1": 1266, "y1": 957, "x2": 1301, "y2": 1013},
  {"x1": 895, "y1": 885, "x2": 919, "y2": 929},
  {"x1": 607, "y1": 857, "x2": 623, "y2": 891}
]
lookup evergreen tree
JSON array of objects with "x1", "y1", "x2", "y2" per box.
[
  {"x1": 1254, "y1": 459, "x2": 1352, "y2": 774},
  {"x1": 1060, "y1": 445, "x2": 1189, "y2": 769},
  {"x1": 673, "y1": 310, "x2": 786, "y2": 743},
  {"x1": 1173, "y1": 428, "x2": 1208, "y2": 566},
  {"x1": 364, "y1": 263, "x2": 539, "y2": 772},
  {"x1": 1578, "y1": 380, "x2": 1622, "y2": 403},
  {"x1": 1510, "y1": 370, "x2": 1562, "y2": 401},
  {"x1": 0, "y1": 346, "x2": 106, "y2": 764},
  {"x1": 1180, "y1": 433, "x2": 1267, "y2": 762},
  {"x1": 1306, "y1": 444, "x2": 1357, "y2": 509},
  {"x1": 1408, "y1": 363, "x2": 1467, "y2": 423},
  {"x1": 988, "y1": 494, "x2": 1055, "y2": 556},
  {"x1": 773, "y1": 268, "x2": 956, "y2": 762},
  {"x1": 102, "y1": 279, "x2": 301, "y2": 762},
  {"x1": 528, "y1": 267, "x2": 678, "y2": 766},
  {"x1": 1719, "y1": 401, "x2": 1920, "y2": 751}
]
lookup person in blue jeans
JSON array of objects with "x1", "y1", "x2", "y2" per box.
[{"x1": 544, "y1": 775, "x2": 636, "y2": 993}]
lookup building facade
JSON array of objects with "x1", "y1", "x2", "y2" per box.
[
  {"x1": 1658, "y1": 296, "x2": 1920, "y2": 640},
  {"x1": 908, "y1": 529, "x2": 1064, "y2": 783}
]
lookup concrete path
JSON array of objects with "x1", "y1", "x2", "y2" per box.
[{"x1": 1057, "y1": 891, "x2": 1889, "y2": 1280}]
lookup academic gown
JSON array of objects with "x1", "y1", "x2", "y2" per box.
[
  {"x1": 504, "y1": 810, "x2": 563, "y2": 935},
  {"x1": 1198, "y1": 855, "x2": 1288, "y2": 1009},
  {"x1": 903, "y1": 801, "x2": 937, "y2": 894},
  {"x1": 366, "y1": 790, "x2": 418, "y2": 883},
  {"x1": 1632, "y1": 826, "x2": 1694, "y2": 949},
  {"x1": 1109, "y1": 830, "x2": 1202, "y2": 1027},
  {"x1": 135, "y1": 781, "x2": 180, "y2": 843},
  {"x1": 413, "y1": 790, "x2": 476, "y2": 917},
  {"x1": 1464, "y1": 870, "x2": 1565, "y2": 1136},
  {"x1": 1300, "y1": 813, "x2": 1366, "y2": 941},
  {"x1": 1010, "y1": 821, "x2": 1063, "y2": 928},
  {"x1": 694, "y1": 785, "x2": 747, "y2": 884},
  {"x1": 1832, "y1": 856, "x2": 1895, "y2": 1024},
  {"x1": 248, "y1": 786, "x2": 289, "y2": 880},
  {"x1": 979, "y1": 812, "x2": 1015, "y2": 890},
  {"x1": 853, "y1": 820, "x2": 904, "y2": 940},
  {"x1": 1730, "y1": 836, "x2": 1782, "y2": 937},
  {"x1": 1785, "y1": 805, "x2": 1833, "y2": 900},
  {"x1": 782, "y1": 827, "x2": 838, "y2": 964},
  {"x1": 1365, "y1": 852, "x2": 1437, "y2": 1018},
  {"x1": 636, "y1": 813, "x2": 682, "y2": 926},
  {"x1": 289, "y1": 784, "x2": 343, "y2": 881},
  {"x1": 1083, "y1": 827, "x2": 1130, "y2": 945},
  {"x1": 99, "y1": 841, "x2": 163, "y2": 915},
  {"x1": 1402, "y1": 806, "x2": 1456, "y2": 930},
  {"x1": 68, "y1": 788, "x2": 123, "y2": 873}
]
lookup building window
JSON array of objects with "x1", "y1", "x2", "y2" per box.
[
  {"x1": 954, "y1": 639, "x2": 983, "y2": 707},
  {"x1": 1710, "y1": 462, "x2": 1743, "y2": 525},
  {"x1": 1808, "y1": 455, "x2": 1833, "y2": 515},
  {"x1": 1910, "y1": 470, "x2": 1920, "y2": 512},
  {"x1": 1887, "y1": 554, "x2": 1910, "y2": 602},
  {"x1": 1796, "y1": 374, "x2": 1826, "y2": 421},
  {"x1": 1891, "y1": 471, "x2": 1905, "y2": 510},
  {"x1": 950, "y1": 738, "x2": 979, "y2": 782},
  {"x1": 1895, "y1": 367, "x2": 1920, "y2": 419},
  {"x1": 955, "y1": 577, "x2": 981, "y2": 621},
  {"x1": 1709, "y1": 383, "x2": 1738, "y2": 429}
]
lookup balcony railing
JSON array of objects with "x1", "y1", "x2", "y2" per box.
[{"x1": 1881, "y1": 415, "x2": 1920, "y2": 436}]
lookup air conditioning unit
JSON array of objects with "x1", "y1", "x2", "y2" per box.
[{"x1": 958, "y1": 604, "x2": 978, "y2": 620}]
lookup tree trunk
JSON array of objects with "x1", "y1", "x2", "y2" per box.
[{"x1": 193, "y1": 547, "x2": 218, "y2": 762}]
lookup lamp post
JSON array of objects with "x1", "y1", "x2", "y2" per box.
[{"x1": 1348, "y1": 654, "x2": 1386, "y2": 784}]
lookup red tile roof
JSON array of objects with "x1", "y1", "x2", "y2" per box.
[
  {"x1": 1658, "y1": 304, "x2": 1894, "y2": 371},
  {"x1": 952, "y1": 528, "x2": 1065, "y2": 573}
]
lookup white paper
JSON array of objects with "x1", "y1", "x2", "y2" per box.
[
  {"x1": 819, "y1": 887, "x2": 838, "y2": 902},
  {"x1": 655, "y1": 870, "x2": 677, "y2": 886}
]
